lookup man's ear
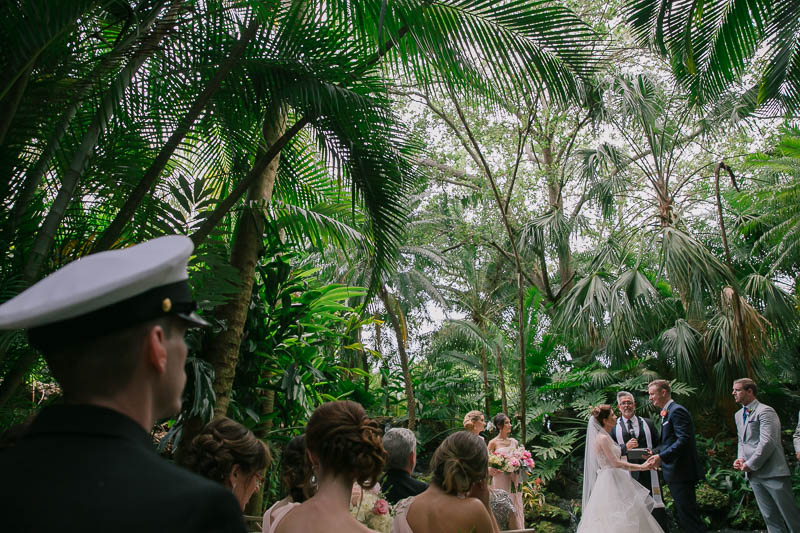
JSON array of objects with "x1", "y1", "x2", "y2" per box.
[{"x1": 146, "y1": 324, "x2": 168, "y2": 374}]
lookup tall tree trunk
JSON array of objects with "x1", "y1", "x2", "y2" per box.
[
  {"x1": 480, "y1": 345, "x2": 491, "y2": 417},
  {"x1": 376, "y1": 321, "x2": 389, "y2": 414},
  {"x1": 21, "y1": 0, "x2": 186, "y2": 284},
  {"x1": 543, "y1": 144, "x2": 573, "y2": 295},
  {"x1": 244, "y1": 382, "x2": 275, "y2": 516},
  {"x1": 380, "y1": 285, "x2": 415, "y2": 430},
  {"x1": 93, "y1": 18, "x2": 259, "y2": 252},
  {"x1": 177, "y1": 102, "x2": 287, "y2": 459},
  {"x1": 494, "y1": 345, "x2": 508, "y2": 414},
  {"x1": 447, "y1": 93, "x2": 527, "y2": 442}
]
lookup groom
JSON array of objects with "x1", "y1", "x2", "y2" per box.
[
  {"x1": 613, "y1": 391, "x2": 670, "y2": 531},
  {"x1": 647, "y1": 379, "x2": 706, "y2": 533}
]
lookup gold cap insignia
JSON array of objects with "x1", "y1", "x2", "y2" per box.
[{"x1": 162, "y1": 298, "x2": 172, "y2": 312}]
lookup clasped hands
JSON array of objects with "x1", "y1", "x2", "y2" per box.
[
  {"x1": 638, "y1": 449, "x2": 660, "y2": 470},
  {"x1": 733, "y1": 458, "x2": 752, "y2": 472}
]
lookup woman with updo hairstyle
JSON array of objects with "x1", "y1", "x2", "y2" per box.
[
  {"x1": 262, "y1": 435, "x2": 313, "y2": 532},
  {"x1": 462, "y1": 410, "x2": 486, "y2": 436},
  {"x1": 272, "y1": 401, "x2": 387, "y2": 533},
  {"x1": 392, "y1": 431, "x2": 499, "y2": 533},
  {"x1": 577, "y1": 405, "x2": 661, "y2": 532},
  {"x1": 181, "y1": 417, "x2": 271, "y2": 510}
]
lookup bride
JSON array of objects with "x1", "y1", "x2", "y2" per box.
[{"x1": 577, "y1": 405, "x2": 663, "y2": 533}]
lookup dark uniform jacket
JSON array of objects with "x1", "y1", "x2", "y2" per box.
[
  {"x1": 0, "y1": 404, "x2": 247, "y2": 533},
  {"x1": 380, "y1": 469, "x2": 428, "y2": 505}
]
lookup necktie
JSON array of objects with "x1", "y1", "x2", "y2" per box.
[
  {"x1": 627, "y1": 418, "x2": 634, "y2": 437},
  {"x1": 743, "y1": 406, "x2": 749, "y2": 425}
]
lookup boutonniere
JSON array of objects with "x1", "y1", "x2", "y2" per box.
[{"x1": 660, "y1": 409, "x2": 667, "y2": 417}]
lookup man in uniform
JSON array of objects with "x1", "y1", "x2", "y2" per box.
[{"x1": 0, "y1": 236, "x2": 247, "y2": 533}]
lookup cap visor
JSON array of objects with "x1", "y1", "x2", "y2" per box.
[{"x1": 177, "y1": 311, "x2": 210, "y2": 328}]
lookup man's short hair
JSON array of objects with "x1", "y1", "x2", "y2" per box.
[
  {"x1": 382, "y1": 428, "x2": 416, "y2": 470},
  {"x1": 43, "y1": 317, "x2": 178, "y2": 400},
  {"x1": 734, "y1": 378, "x2": 757, "y2": 396},
  {"x1": 616, "y1": 391, "x2": 635, "y2": 404},
  {"x1": 648, "y1": 379, "x2": 671, "y2": 394}
]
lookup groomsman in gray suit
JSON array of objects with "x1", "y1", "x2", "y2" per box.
[{"x1": 732, "y1": 378, "x2": 800, "y2": 533}]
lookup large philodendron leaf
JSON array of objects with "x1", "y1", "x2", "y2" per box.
[{"x1": 625, "y1": 0, "x2": 800, "y2": 114}]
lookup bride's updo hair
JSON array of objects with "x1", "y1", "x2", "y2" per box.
[
  {"x1": 591, "y1": 404, "x2": 614, "y2": 425},
  {"x1": 181, "y1": 417, "x2": 270, "y2": 483},
  {"x1": 305, "y1": 401, "x2": 386, "y2": 489},
  {"x1": 431, "y1": 432, "x2": 488, "y2": 495},
  {"x1": 492, "y1": 413, "x2": 509, "y2": 432},
  {"x1": 463, "y1": 410, "x2": 483, "y2": 431}
]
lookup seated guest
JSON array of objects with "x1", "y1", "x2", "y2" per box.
[
  {"x1": 272, "y1": 401, "x2": 387, "y2": 533},
  {"x1": 182, "y1": 417, "x2": 271, "y2": 510},
  {"x1": 262, "y1": 435, "x2": 313, "y2": 532},
  {"x1": 380, "y1": 428, "x2": 428, "y2": 504},
  {"x1": 463, "y1": 410, "x2": 486, "y2": 436},
  {"x1": 393, "y1": 431, "x2": 500, "y2": 533}
]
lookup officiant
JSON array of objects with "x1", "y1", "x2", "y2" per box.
[{"x1": 612, "y1": 391, "x2": 670, "y2": 531}]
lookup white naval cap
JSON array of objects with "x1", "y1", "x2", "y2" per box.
[{"x1": 0, "y1": 235, "x2": 209, "y2": 349}]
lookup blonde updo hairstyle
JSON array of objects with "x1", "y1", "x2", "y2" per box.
[
  {"x1": 431, "y1": 431, "x2": 488, "y2": 495},
  {"x1": 591, "y1": 404, "x2": 614, "y2": 426},
  {"x1": 181, "y1": 417, "x2": 271, "y2": 484},
  {"x1": 305, "y1": 400, "x2": 387, "y2": 489},
  {"x1": 462, "y1": 410, "x2": 484, "y2": 432}
]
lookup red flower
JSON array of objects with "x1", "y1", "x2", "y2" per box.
[
  {"x1": 707, "y1": 449, "x2": 716, "y2": 457},
  {"x1": 660, "y1": 409, "x2": 667, "y2": 417}
]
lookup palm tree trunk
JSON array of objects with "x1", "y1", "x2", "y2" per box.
[
  {"x1": 93, "y1": 18, "x2": 259, "y2": 252},
  {"x1": 21, "y1": 0, "x2": 186, "y2": 284},
  {"x1": 494, "y1": 345, "x2": 508, "y2": 414},
  {"x1": 244, "y1": 384, "x2": 275, "y2": 516},
  {"x1": 209, "y1": 103, "x2": 287, "y2": 419},
  {"x1": 376, "y1": 321, "x2": 389, "y2": 414},
  {"x1": 380, "y1": 285, "x2": 415, "y2": 430},
  {"x1": 177, "y1": 102, "x2": 287, "y2": 461},
  {"x1": 189, "y1": 117, "x2": 309, "y2": 246},
  {"x1": 480, "y1": 345, "x2": 491, "y2": 416},
  {"x1": 447, "y1": 92, "x2": 527, "y2": 442}
]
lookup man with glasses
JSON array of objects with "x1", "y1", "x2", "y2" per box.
[{"x1": 612, "y1": 391, "x2": 670, "y2": 531}]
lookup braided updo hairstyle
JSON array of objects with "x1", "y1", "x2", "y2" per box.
[
  {"x1": 181, "y1": 417, "x2": 270, "y2": 484},
  {"x1": 305, "y1": 401, "x2": 386, "y2": 489},
  {"x1": 431, "y1": 431, "x2": 488, "y2": 495},
  {"x1": 591, "y1": 404, "x2": 614, "y2": 426},
  {"x1": 281, "y1": 434, "x2": 311, "y2": 502},
  {"x1": 462, "y1": 410, "x2": 483, "y2": 432}
]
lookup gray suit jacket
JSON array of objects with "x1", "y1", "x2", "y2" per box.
[
  {"x1": 736, "y1": 400, "x2": 790, "y2": 479},
  {"x1": 794, "y1": 410, "x2": 800, "y2": 454}
]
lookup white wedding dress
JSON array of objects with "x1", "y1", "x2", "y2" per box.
[{"x1": 577, "y1": 419, "x2": 664, "y2": 533}]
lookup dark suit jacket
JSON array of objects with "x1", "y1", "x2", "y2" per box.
[
  {"x1": 611, "y1": 415, "x2": 660, "y2": 486},
  {"x1": 656, "y1": 401, "x2": 704, "y2": 484},
  {"x1": 0, "y1": 404, "x2": 246, "y2": 533},
  {"x1": 380, "y1": 469, "x2": 428, "y2": 505}
]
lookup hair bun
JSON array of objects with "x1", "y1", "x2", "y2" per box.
[{"x1": 590, "y1": 405, "x2": 602, "y2": 418}]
